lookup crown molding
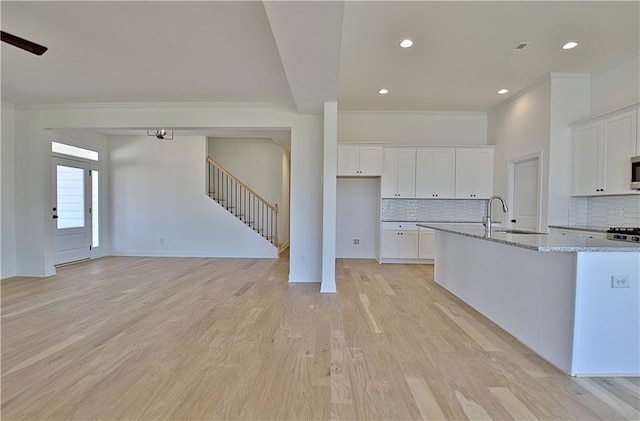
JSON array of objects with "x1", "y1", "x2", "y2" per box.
[
  {"x1": 569, "y1": 102, "x2": 640, "y2": 127},
  {"x1": 13, "y1": 101, "x2": 297, "y2": 111},
  {"x1": 487, "y1": 73, "x2": 552, "y2": 115},
  {"x1": 548, "y1": 72, "x2": 591, "y2": 80},
  {"x1": 592, "y1": 51, "x2": 640, "y2": 78},
  {"x1": 338, "y1": 110, "x2": 487, "y2": 117}
]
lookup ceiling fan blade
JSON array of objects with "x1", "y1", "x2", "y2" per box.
[{"x1": 1, "y1": 31, "x2": 47, "y2": 56}]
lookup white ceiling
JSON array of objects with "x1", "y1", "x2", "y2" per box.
[{"x1": 2, "y1": 1, "x2": 639, "y2": 113}]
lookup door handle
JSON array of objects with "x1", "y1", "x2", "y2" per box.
[
  {"x1": 53, "y1": 215, "x2": 58, "y2": 219},
  {"x1": 511, "y1": 219, "x2": 516, "y2": 223}
]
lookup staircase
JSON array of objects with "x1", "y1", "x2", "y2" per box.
[{"x1": 206, "y1": 157, "x2": 279, "y2": 246}]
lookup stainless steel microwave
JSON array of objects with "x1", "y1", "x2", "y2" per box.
[{"x1": 632, "y1": 156, "x2": 640, "y2": 190}]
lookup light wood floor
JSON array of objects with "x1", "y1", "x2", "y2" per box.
[{"x1": 2, "y1": 254, "x2": 638, "y2": 420}]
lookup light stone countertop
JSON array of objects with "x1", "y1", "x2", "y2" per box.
[
  {"x1": 417, "y1": 223, "x2": 640, "y2": 252},
  {"x1": 548, "y1": 225, "x2": 610, "y2": 233}
]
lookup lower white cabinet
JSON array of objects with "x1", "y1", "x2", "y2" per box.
[
  {"x1": 380, "y1": 223, "x2": 435, "y2": 261},
  {"x1": 418, "y1": 228, "x2": 436, "y2": 259},
  {"x1": 381, "y1": 226, "x2": 418, "y2": 259}
]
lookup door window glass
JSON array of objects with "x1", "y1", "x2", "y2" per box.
[
  {"x1": 56, "y1": 165, "x2": 85, "y2": 229},
  {"x1": 91, "y1": 170, "x2": 99, "y2": 247}
]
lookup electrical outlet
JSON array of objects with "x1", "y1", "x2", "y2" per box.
[
  {"x1": 611, "y1": 275, "x2": 630, "y2": 288},
  {"x1": 353, "y1": 239, "x2": 360, "y2": 245}
]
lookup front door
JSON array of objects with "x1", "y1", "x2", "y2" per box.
[{"x1": 53, "y1": 157, "x2": 91, "y2": 265}]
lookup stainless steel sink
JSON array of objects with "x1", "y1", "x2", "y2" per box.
[{"x1": 492, "y1": 229, "x2": 546, "y2": 235}]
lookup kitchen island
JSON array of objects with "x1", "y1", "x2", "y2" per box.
[{"x1": 418, "y1": 223, "x2": 640, "y2": 377}]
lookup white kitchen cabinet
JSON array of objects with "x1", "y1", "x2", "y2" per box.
[
  {"x1": 380, "y1": 223, "x2": 418, "y2": 259},
  {"x1": 455, "y1": 148, "x2": 494, "y2": 199},
  {"x1": 418, "y1": 227, "x2": 436, "y2": 259},
  {"x1": 337, "y1": 144, "x2": 382, "y2": 176},
  {"x1": 381, "y1": 148, "x2": 416, "y2": 198},
  {"x1": 572, "y1": 108, "x2": 638, "y2": 196},
  {"x1": 415, "y1": 148, "x2": 456, "y2": 198}
]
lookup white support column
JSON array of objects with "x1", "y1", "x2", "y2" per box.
[{"x1": 321, "y1": 102, "x2": 338, "y2": 293}]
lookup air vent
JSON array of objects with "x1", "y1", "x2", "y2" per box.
[{"x1": 507, "y1": 41, "x2": 532, "y2": 55}]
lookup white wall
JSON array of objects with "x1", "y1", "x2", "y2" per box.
[
  {"x1": 281, "y1": 150, "x2": 290, "y2": 247},
  {"x1": 336, "y1": 178, "x2": 379, "y2": 258},
  {"x1": 207, "y1": 138, "x2": 283, "y2": 206},
  {"x1": 10, "y1": 104, "x2": 322, "y2": 282},
  {"x1": 321, "y1": 102, "x2": 338, "y2": 292},
  {"x1": 1, "y1": 103, "x2": 17, "y2": 279},
  {"x1": 488, "y1": 77, "x2": 552, "y2": 228},
  {"x1": 110, "y1": 135, "x2": 276, "y2": 257},
  {"x1": 548, "y1": 75, "x2": 591, "y2": 225},
  {"x1": 338, "y1": 111, "x2": 487, "y2": 145},
  {"x1": 289, "y1": 114, "x2": 323, "y2": 282},
  {"x1": 591, "y1": 53, "x2": 640, "y2": 116}
]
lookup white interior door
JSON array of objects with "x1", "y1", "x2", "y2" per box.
[
  {"x1": 512, "y1": 157, "x2": 540, "y2": 231},
  {"x1": 54, "y1": 157, "x2": 91, "y2": 265}
]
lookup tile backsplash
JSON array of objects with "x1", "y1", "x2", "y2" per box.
[
  {"x1": 569, "y1": 195, "x2": 640, "y2": 227},
  {"x1": 381, "y1": 199, "x2": 486, "y2": 222}
]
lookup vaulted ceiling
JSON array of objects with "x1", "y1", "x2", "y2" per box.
[{"x1": 2, "y1": 1, "x2": 638, "y2": 114}]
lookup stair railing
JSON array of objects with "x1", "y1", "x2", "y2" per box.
[{"x1": 206, "y1": 157, "x2": 278, "y2": 246}]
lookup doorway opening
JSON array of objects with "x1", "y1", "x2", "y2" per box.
[
  {"x1": 52, "y1": 142, "x2": 101, "y2": 265},
  {"x1": 507, "y1": 152, "x2": 543, "y2": 232}
]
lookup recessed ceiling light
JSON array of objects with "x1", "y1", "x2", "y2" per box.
[
  {"x1": 400, "y1": 39, "x2": 414, "y2": 48},
  {"x1": 497, "y1": 89, "x2": 509, "y2": 95},
  {"x1": 562, "y1": 41, "x2": 578, "y2": 50},
  {"x1": 378, "y1": 88, "x2": 389, "y2": 95}
]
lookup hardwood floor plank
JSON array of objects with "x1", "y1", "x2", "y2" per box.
[
  {"x1": 574, "y1": 377, "x2": 640, "y2": 420},
  {"x1": 358, "y1": 293, "x2": 383, "y2": 334},
  {"x1": 434, "y1": 302, "x2": 501, "y2": 352},
  {"x1": 406, "y1": 376, "x2": 447, "y2": 420},
  {"x1": 489, "y1": 387, "x2": 539, "y2": 421},
  {"x1": 330, "y1": 328, "x2": 352, "y2": 404},
  {"x1": 2, "y1": 334, "x2": 85, "y2": 376},
  {"x1": 455, "y1": 390, "x2": 494, "y2": 421}
]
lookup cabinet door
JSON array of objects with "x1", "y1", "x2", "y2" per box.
[
  {"x1": 573, "y1": 124, "x2": 601, "y2": 196},
  {"x1": 337, "y1": 146, "x2": 359, "y2": 176},
  {"x1": 358, "y1": 147, "x2": 382, "y2": 176},
  {"x1": 381, "y1": 231, "x2": 399, "y2": 258},
  {"x1": 433, "y1": 149, "x2": 456, "y2": 198},
  {"x1": 602, "y1": 111, "x2": 637, "y2": 195},
  {"x1": 418, "y1": 229, "x2": 436, "y2": 259},
  {"x1": 415, "y1": 149, "x2": 435, "y2": 198},
  {"x1": 455, "y1": 149, "x2": 474, "y2": 198},
  {"x1": 381, "y1": 150, "x2": 398, "y2": 198},
  {"x1": 395, "y1": 149, "x2": 416, "y2": 198},
  {"x1": 471, "y1": 149, "x2": 494, "y2": 199},
  {"x1": 398, "y1": 231, "x2": 418, "y2": 259}
]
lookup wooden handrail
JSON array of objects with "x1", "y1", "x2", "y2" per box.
[{"x1": 206, "y1": 156, "x2": 279, "y2": 213}]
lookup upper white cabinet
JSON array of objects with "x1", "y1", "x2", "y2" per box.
[
  {"x1": 381, "y1": 148, "x2": 416, "y2": 198},
  {"x1": 455, "y1": 148, "x2": 494, "y2": 199},
  {"x1": 572, "y1": 107, "x2": 638, "y2": 196},
  {"x1": 337, "y1": 144, "x2": 382, "y2": 176},
  {"x1": 415, "y1": 148, "x2": 456, "y2": 198}
]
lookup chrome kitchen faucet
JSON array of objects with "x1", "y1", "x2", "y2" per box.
[{"x1": 484, "y1": 195, "x2": 508, "y2": 232}]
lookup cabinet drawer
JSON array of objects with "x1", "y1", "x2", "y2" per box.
[{"x1": 381, "y1": 222, "x2": 417, "y2": 231}]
